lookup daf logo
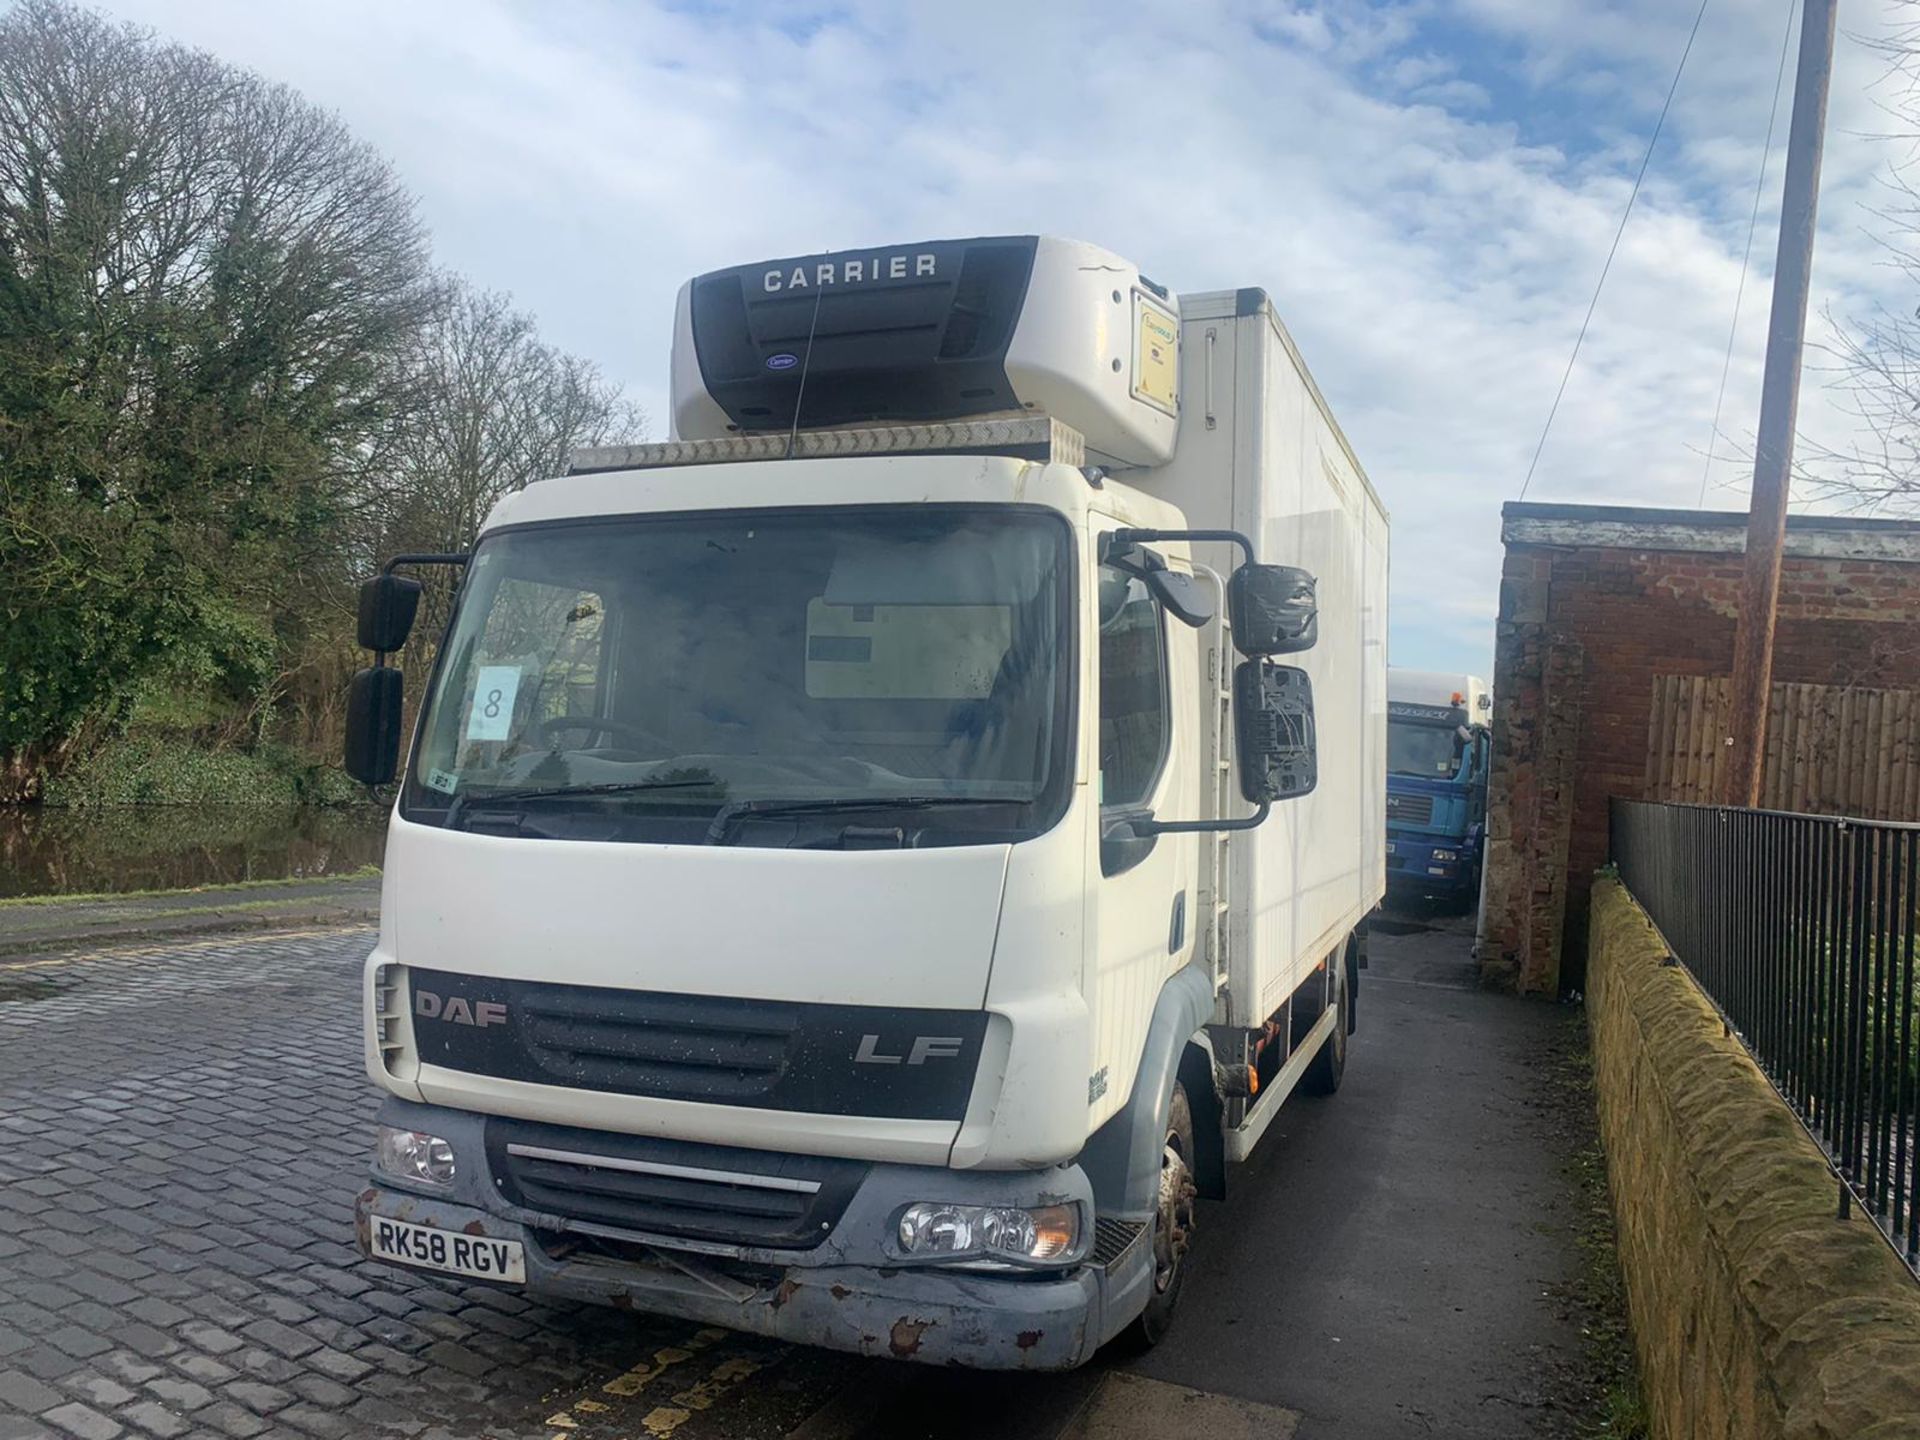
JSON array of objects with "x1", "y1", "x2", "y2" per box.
[
  {"x1": 414, "y1": 989, "x2": 508, "y2": 1028},
  {"x1": 763, "y1": 252, "x2": 938, "y2": 294},
  {"x1": 853, "y1": 1034, "x2": 964, "y2": 1066}
]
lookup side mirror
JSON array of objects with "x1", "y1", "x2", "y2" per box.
[
  {"x1": 1234, "y1": 661, "x2": 1316, "y2": 803},
  {"x1": 1228, "y1": 564, "x2": 1317, "y2": 657},
  {"x1": 345, "y1": 667, "x2": 406, "y2": 785},
  {"x1": 358, "y1": 574, "x2": 424, "y2": 653}
]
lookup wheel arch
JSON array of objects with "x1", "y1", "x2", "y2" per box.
[{"x1": 1076, "y1": 962, "x2": 1222, "y2": 1219}]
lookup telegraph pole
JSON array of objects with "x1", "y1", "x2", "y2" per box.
[{"x1": 1725, "y1": 0, "x2": 1839, "y2": 808}]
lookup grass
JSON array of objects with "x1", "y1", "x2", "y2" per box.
[
  {"x1": 0, "y1": 864, "x2": 382, "y2": 909},
  {"x1": 1546, "y1": 1014, "x2": 1651, "y2": 1440}
]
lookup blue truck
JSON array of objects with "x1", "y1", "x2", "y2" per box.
[{"x1": 1385, "y1": 669, "x2": 1491, "y2": 905}]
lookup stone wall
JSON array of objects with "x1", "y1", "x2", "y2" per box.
[
  {"x1": 1589, "y1": 877, "x2": 1920, "y2": 1439},
  {"x1": 1483, "y1": 504, "x2": 1920, "y2": 994}
]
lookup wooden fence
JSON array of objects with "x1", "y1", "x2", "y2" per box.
[{"x1": 1645, "y1": 674, "x2": 1920, "y2": 821}]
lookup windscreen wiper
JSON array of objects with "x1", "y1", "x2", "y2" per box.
[
  {"x1": 442, "y1": 779, "x2": 717, "y2": 832},
  {"x1": 704, "y1": 796, "x2": 1026, "y2": 846}
]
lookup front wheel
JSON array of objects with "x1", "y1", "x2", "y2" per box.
[{"x1": 1122, "y1": 1082, "x2": 1196, "y2": 1349}]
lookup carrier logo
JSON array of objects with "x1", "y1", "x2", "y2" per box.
[
  {"x1": 853, "y1": 1033, "x2": 964, "y2": 1066},
  {"x1": 765, "y1": 352, "x2": 799, "y2": 371},
  {"x1": 763, "y1": 252, "x2": 939, "y2": 293},
  {"x1": 414, "y1": 989, "x2": 508, "y2": 1028}
]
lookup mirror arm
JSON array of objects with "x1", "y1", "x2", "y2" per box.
[
  {"x1": 1109, "y1": 527, "x2": 1256, "y2": 566},
  {"x1": 381, "y1": 552, "x2": 469, "y2": 576},
  {"x1": 1132, "y1": 802, "x2": 1270, "y2": 836}
]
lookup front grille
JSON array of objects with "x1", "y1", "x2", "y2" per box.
[
  {"x1": 408, "y1": 968, "x2": 987, "y2": 1120},
  {"x1": 489, "y1": 1118, "x2": 865, "y2": 1251},
  {"x1": 518, "y1": 987, "x2": 797, "y2": 1104},
  {"x1": 687, "y1": 237, "x2": 1038, "y2": 432},
  {"x1": 1386, "y1": 792, "x2": 1434, "y2": 826},
  {"x1": 937, "y1": 245, "x2": 1029, "y2": 360}
]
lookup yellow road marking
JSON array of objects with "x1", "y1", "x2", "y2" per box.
[
  {"x1": 537, "y1": 1327, "x2": 779, "y2": 1438},
  {"x1": 638, "y1": 1351, "x2": 775, "y2": 1436},
  {"x1": 599, "y1": 1327, "x2": 728, "y2": 1398}
]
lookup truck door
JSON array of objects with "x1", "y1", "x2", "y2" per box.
[{"x1": 1088, "y1": 546, "x2": 1199, "y2": 1118}]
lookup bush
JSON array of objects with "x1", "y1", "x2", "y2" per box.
[{"x1": 42, "y1": 735, "x2": 377, "y2": 810}]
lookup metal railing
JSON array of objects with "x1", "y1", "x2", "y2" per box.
[{"x1": 1611, "y1": 798, "x2": 1920, "y2": 1271}]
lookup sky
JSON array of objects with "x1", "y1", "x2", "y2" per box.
[{"x1": 87, "y1": 0, "x2": 1920, "y2": 676}]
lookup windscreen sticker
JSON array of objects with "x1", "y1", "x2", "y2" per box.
[
  {"x1": 466, "y1": 665, "x2": 521, "y2": 742},
  {"x1": 426, "y1": 767, "x2": 460, "y2": 795}
]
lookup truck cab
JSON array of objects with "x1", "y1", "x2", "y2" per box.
[
  {"x1": 1384, "y1": 669, "x2": 1490, "y2": 903},
  {"x1": 343, "y1": 236, "x2": 1387, "y2": 1369}
]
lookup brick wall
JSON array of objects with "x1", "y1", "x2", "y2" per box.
[{"x1": 1483, "y1": 504, "x2": 1920, "y2": 994}]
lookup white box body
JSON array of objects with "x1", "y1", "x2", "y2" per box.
[{"x1": 1150, "y1": 289, "x2": 1391, "y2": 1028}]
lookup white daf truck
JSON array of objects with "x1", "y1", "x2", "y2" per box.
[{"x1": 345, "y1": 235, "x2": 1388, "y2": 1369}]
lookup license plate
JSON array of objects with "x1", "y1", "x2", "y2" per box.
[{"x1": 369, "y1": 1216, "x2": 525, "y2": 1283}]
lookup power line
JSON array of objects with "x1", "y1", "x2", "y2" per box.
[
  {"x1": 1519, "y1": 0, "x2": 1713, "y2": 500},
  {"x1": 1700, "y1": 0, "x2": 1799, "y2": 507}
]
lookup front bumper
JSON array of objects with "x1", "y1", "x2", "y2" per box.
[
  {"x1": 354, "y1": 1099, "x2": 1142, "y2": 1370},
  {"x1": 1385, "y1": 834, "x2": 1478, "y2": 891}
]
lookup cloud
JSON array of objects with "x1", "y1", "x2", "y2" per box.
[{"x1": 86, "y1": 0, "x2": 1920, "y2": 677}]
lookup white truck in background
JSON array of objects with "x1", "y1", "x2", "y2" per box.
[{"x1": 344, "y1": 235, "x2": 1388, "y2": 1368}]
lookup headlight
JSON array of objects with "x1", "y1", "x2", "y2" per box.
[
  {"x1": 376, "y1": 1126, "x2": 456, "y2": 1187},
  {"x1": 1431, "y1": 848, "x2": 1458, "y2": 863},
  {"x1": 895, "y1": 1202, "x2": 1079, "y2": 1263}
]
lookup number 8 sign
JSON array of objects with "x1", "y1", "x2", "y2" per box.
[{"x1": 466, "y1": 665, "x2": 521, "y2": 741}]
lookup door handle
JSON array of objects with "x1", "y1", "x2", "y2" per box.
[{"x1": 1168, "y1": 892, "x2": 1187, "y2": 955}]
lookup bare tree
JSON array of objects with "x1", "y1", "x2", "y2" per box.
[
  {"x1": 319, "y1": 282, "x2": 644, "y2": 708},
  {"x1": 354, "y1": 283, "x2": 644, "y2": 562},
  {"x1": 1789, "y1": 7, "x2": 1920, "y2": 512}
]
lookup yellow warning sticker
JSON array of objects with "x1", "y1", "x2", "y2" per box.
[{"x1": 1133, "y1": 294, "x2": 1179, "y2": 415}]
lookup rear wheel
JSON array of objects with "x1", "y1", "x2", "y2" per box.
[
  {"x1": 1123, "y1": 1082, "x2": 1196, "y2": 1349},
  {"x1": 1303, "y1": 957, "x2": 1348, "y2": 1095}
]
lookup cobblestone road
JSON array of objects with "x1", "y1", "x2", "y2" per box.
[
  {"x1": 0, "y1": 929, "x2": 822, "y2": 1440},
  {"x1": 0, "y1": 915, "x2": 1608, "y2": 1440}
]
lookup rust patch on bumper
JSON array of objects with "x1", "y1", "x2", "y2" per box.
[
  {"x1": 889, "y1": 1316, "x2": 933, "y2": 1358},
  {"x1": 1016, "y1": 1330, "x2": 1042, "y2": 1350},
  {"x1": 770, "y1": 1278, "x2": 800, "y2": 1310}
]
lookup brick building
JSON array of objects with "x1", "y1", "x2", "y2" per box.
[{"x1": 1483, "y1": 502, "x2": 1920, "y2": 995}]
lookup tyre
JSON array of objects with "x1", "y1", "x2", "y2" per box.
[
  {"x1": 1122, "y1": 1082, "x2": 1196, "y2": 1349},
  {"x1": 1303, "y1": 956, "x2": 1348, "y2": 1095}
]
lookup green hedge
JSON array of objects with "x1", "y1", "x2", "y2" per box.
[{"x1": 42, "y1": 735, "x2": 373, "y2": 809}]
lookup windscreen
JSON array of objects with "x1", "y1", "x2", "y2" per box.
[
  {"x1": 402, "y1": 505, "x2": 1072, "y2": 847},
  {"x1": 1387, "y1": 719, "x2": 1464, "y2": 779}
]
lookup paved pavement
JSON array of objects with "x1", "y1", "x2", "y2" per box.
[
  {"x1": 0, "y1": 880, "x2": 382, "y2": 958},
  {"x1": 0, "y1": 911, "x2": 1605, "y2": 1440}
]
